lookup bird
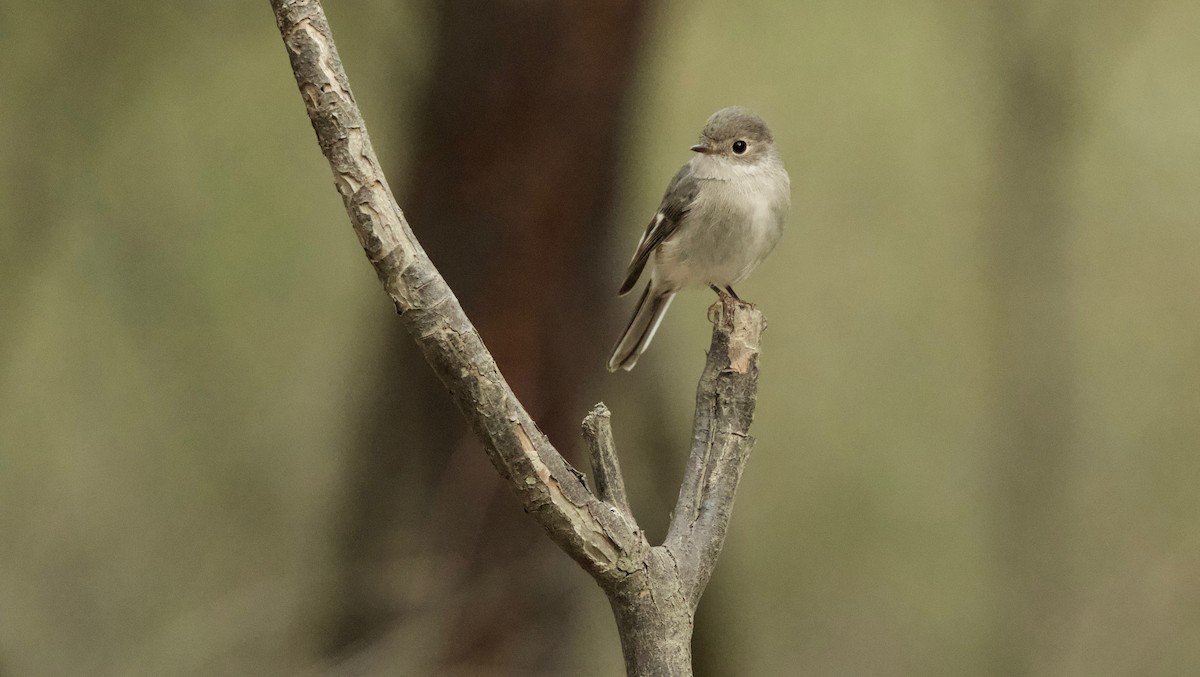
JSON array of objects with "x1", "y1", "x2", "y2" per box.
[{"x1": 607, "y1": 106, "x2": 791, "y2": 372}]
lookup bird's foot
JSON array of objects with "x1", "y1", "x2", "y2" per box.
[
  {"x1": 708, "y1": 284, "x2": 743, "y2": 303},
  {"x1": 707, "y1": 285, "x2": 752, "y2": 324},
  {"x1": 708, "y1": 284, "x2": 753, "y2": 308}
]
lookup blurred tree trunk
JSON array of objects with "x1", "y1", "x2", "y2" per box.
[
  {"x1": 323, "y1": 1, "x2": 650, "y2": 672},
  {"x1": 984, "y1": 3, "x2": 1080, "y2": 673}
]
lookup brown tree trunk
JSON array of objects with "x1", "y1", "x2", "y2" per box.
[{"x1": 324, "y1": 1, "x2": 650, "y2": 671}]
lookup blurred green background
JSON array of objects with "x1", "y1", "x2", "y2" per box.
[{"x1": 2, "y1": 1, "x2": 1199, "y2": 675}]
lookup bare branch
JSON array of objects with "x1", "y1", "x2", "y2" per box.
[
  {"x1": 583, "y1": 403, "x2": 632, "y2": 519},
  {"x1": 606, "y1": 302, "x2": 765, "y2": 674},
  {"x1": 268, "y1": 0, "x2": 646, "y2": 583},
  {"x1": 665, "y1": 299, "x2": 764, "y2": 605},
  {"x1": 270, "y1": 1, "x2": 768, "y2": 672}
]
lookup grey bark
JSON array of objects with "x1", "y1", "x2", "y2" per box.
[
  {"x1": 269, "y1": 2, "x2": 764, "y2": 673},
  {"x1": 583, "y1": 404, "x2": 633, "y2": 521},
  {"x1": 327, "y1": 0, "x2": 647, "y2": 665}
]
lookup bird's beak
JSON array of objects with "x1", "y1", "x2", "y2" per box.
[{"x1": 690, "y1": 142, "x2": 712, "y2": 154}]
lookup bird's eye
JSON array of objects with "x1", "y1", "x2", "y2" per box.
[{"x1": 732, "y1": 140, "x2": 748, "y2": 154}]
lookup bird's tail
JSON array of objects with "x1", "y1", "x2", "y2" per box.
[{"x1": 607, "y1": 283, "x2": 676, "y2": 372}]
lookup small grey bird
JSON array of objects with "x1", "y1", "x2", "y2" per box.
[{"x1": 607, "y1": 106, "x2": 791, "y2": 372}]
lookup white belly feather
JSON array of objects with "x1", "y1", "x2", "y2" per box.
[{"x1": 653, "y1": 155, "x2": 790, "y2": 290}]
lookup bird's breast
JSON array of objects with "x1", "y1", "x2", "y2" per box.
[{"x1": 654, "y1": 165, "x2": 789, "y2": 289}]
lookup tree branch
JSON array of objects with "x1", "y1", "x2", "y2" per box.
[
  {"x1": 607, "y1": 300, "x2": 764, "y2": 674},
  {"x1": 269, "y1": 0, "x2": 646, "y2": 583},
  {"x1": 583, "y1": 403, "x2": 633, "y2": 520},
  {"x1": 269, "y1": 1, "x2": 766, "y2": 673},
  {"x1": 665, "y1": 300, "x2": 763, "y2": 605}
]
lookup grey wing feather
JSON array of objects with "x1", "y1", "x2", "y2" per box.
[{"x1": 618, "y1": 165, "x2": 700, "y2": 295}]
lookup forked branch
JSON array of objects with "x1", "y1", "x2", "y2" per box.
[{"x1": 269, "y1": 2, "x2": 765, "y2": 673}]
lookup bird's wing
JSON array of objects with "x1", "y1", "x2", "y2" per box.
[{"x1": 618, "y1": 164, "x2": 700, "y2": 295}]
